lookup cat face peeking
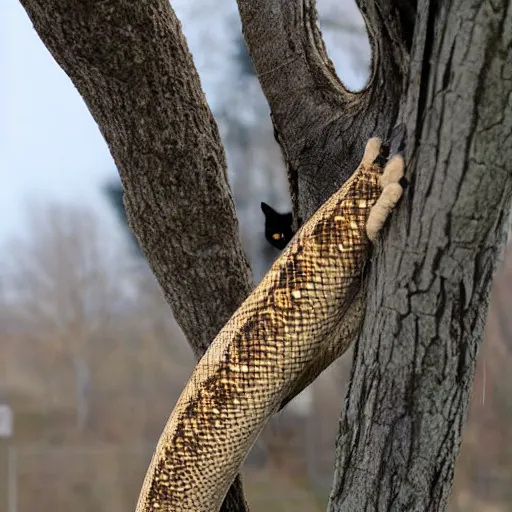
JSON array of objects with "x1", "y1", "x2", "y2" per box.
[{"x1": 261, "y1": 202, "x2": 294, "y2": 250}]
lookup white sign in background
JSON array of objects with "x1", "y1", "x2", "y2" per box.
[{"x1": 0, "y1": 404, "x2": 13, "y2": 438}]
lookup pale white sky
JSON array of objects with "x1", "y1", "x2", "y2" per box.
[
  {"x1": 0, "y1": 0, "x2": 368, "y2": 245},
  {"x1": 1, "y1": 1, "x2": 116, "y2": 241}
]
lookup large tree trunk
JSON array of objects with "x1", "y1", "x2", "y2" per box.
[
  {"x1": 18, "y1": 0, "x2": 512, "y2": 511},
  {"x1": 328, "y1": 0, "x2": 512, "y2": 508}
]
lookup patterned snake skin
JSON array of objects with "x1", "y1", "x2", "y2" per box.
[{"x1": 136, "y1": 138, "x2": 406, "y2": 512}]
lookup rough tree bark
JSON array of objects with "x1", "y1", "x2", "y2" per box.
[
  {"x1": 17, "y1": 1, "x2": 252, "y2": 510},
  {"x1": 329, "y1": 2, "x2": 512, "y2": 510},
  {"x1": 17, "y1": 0, "x2": 512, "y2": 511},
  {"x1": 236, "y1": 0, "x2": 412, "y2": 227}
]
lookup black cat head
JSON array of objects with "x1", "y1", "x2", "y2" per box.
[{"x1": 261, "y1": 202, "x2": 294, "y2": 250}]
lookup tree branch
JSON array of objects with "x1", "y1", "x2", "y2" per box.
[
  {"x1": 330, "y1": 1, "x2": 512, "y2": 510},
  {"x1": 236, "y1": 0, "x2": 413, "y2": 225},
  {"x1": 18, "y1": 1, "x2": 252, "y2": 510}
]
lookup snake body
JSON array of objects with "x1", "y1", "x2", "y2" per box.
[{"x1": 136, "y1": 138, "x2": 405, "y2": 512}]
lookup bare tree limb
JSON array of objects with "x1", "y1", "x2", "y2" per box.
[
  {"x1": 330, "y1": 1, "x2": 512, "y2": 510},
  {"x1": 18, "y1": 0, "x2": 252, "y2": 510},
  {"x1": 236, "y1": 0, "x2": 413, "y2": 226},
  {"x1": 18, "y1": 0, "x2": 253, "y2": 357}
]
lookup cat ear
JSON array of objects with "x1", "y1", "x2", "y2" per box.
[{"x1": 261, "y1": 202, "x2": 277, "y2": 218}]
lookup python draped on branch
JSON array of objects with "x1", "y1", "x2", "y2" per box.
[{"x1": 136, "y1": 134, "x2": 408, "y2": 512}]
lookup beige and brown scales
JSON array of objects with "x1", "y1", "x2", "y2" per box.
[{"x1": 136, "y1": 137, "x2": 406, "y2": 512}]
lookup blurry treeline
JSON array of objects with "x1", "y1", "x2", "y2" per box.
[{"x1": 1, "y1": 2, "x2": 511, "y2": 511}]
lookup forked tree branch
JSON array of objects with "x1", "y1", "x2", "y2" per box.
[
  {"x1": 236, "y1": 0, "x2": 413, "y2": 225},
  {"x1": 18, "y1": 0, "x2": 415, "y2": 510}
]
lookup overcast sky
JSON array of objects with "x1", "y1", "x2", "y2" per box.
[{"x1": 1, "y1": 0, "x2": 368, "y2": 245}]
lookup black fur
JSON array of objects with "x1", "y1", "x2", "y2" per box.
[
  {"x1": 261, "y1": 202, "x2": 294, "y2": 250},
  {"x1": 262, "y1": 126, "x2": 408, "y2": 252}
]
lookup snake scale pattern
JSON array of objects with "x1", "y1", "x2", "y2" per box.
[{"x1": 136, "y1": 138, "x2": 406, "y2": 512}]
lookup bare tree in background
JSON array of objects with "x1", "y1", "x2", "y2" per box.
[
  {"x1": 17, "y1": 1, "x2": 512, "y2": 511},
  {"x1": 3, "y1": 203, "x2": 130, "y2": 430},
  {"x1": 1, "y1": 202, "x2": 194, "y2": 445}
]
